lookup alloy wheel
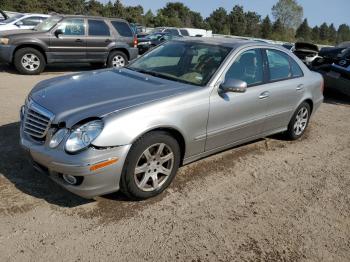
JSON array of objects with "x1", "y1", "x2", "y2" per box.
[
  {"x1": 293, "y1": 106, "x2": 309, "y2": 136},
  {"x1": 21, "y1": 53, "x2": 40, "y2": 71},
  {"x1": 134, "y1": 143, "x2": 174, "y2": 192},
  {"x1": 112, "y1": 55, "x2": 125, "y2": 68}
]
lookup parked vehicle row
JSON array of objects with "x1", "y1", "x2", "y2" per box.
[
  {"x1": 0, "y1": 15, "x2": 138, "y2": 74},
  {"x1": 0, "y1": 13, "x2": 50, "y2": 31},
  {"x1": 137, "y1": 32, "x2": 181, "y2": 54},
  {"x1": 19, "y1": 38, "x2": 324, "y2": 199}
]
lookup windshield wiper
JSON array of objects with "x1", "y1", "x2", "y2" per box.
[{"x1": 127, "y1": 67, "x2": 196, "y2": 85}]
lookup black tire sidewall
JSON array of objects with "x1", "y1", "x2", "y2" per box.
[
  {"x1": 121, "y1": 132, "x2": 181, "y2": 200},
  {"x1": 287, "y1": 102, "x2": 311, "y2": 140},
  {"x1": 14, "y1": 48, "x2": 46, "y2": 75},
  {"x1": 107, "y1": 51, "x2": 128, "y2": 68}
]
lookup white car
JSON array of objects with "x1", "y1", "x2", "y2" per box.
[{"x1": 0, "y1": 13, "x2": 49, "y2": 31}]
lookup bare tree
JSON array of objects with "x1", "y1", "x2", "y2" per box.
[{"x1": 272, "y1": 0, "x2": 303, "y2": 29}]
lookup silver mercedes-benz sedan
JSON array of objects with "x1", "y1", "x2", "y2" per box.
[{"x1": 20, "y1": 38, "x2": 324, "y2": 199}]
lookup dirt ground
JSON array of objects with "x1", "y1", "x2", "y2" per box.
[{"x1": 0, "y1": 64, "x2": 349, "y2": 262}]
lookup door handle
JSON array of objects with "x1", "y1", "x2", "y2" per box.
[
  {"x1": 75, "y1": 39, "x2": 83, "y2": 43},
  {"x1": 259, "y1": 91, "x2": 270, "y2": 99},
  {"x1": 296, "y1": 84, "x2": 304, "y2": 91}
]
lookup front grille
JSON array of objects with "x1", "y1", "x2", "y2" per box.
[{"x1": 23, "y1": 99, "x2": 54, "y2": 139}]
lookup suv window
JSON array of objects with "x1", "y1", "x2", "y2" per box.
[
  {"x1": 21, "y1": 16, "x2": 46, "y2": 26},
  {"x1": 225, "y1": 49, "x2": 264, "y2": 86},
  {"x1": 57, "y1": 18, "x2": 85, "y2": 36},
  {"x1": 164, "y1": 29, "x2": 179, "y2": 36},
  {"x1": 88, "y1": 19, "x2": 110, "y2": 36},
  {"x1": 180, "y1": 29, "x2": 189, "y2": 36},
  {"x1": 266, "y1": 49, "x2": 292, "y2": 81},
  {"x1": 111, "y1": 21, "x2": 133, "y2": 37}
]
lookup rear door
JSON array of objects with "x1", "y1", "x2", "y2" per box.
[
  {"x1": 261, "y1": 48, "x2": 305, "y2": 133},
  {"x1": 86, "y1": 19, "x2": 112, "y2": 62},
  {"x1": 49, "y1": 18, "x2": 87, "y2": 62},
  {"x1": 110, "y1": 20, "x2": 134, "y2": 47}
]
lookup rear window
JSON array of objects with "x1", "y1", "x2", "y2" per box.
[
  {"x1": 180, "y1": 29, "x2": 189, "y2": 36},
  {"x1": 111, "y1": 21, "x2": 133, "y2": 37},
  {"x1": 164, "y1": 28, "x2": 179, "y2": 36},
  {"x1": 88, "y1": 19, "x2": 110, "y2": 36}
]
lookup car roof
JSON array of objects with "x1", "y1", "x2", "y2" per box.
[
  {"x1": 54, "y1": 14, "x2": 127, "y2": 22},
  {"x1": 174, "y1": 37, "x2": 279, "y2": 49},
  {"x1": 23, "y1": 13, "x2": 50, "y2": 17}
]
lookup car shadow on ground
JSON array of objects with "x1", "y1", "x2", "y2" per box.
[
  {"x1": 0, "y1": 63, "x2": 100, "y2": 75},
  {"x1": 0, "y1": 122, "x2": 93, "y2": 207}
]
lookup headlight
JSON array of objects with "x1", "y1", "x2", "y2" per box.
[
  {"x1": 65, "y1": 120, "x2": 103, "y2": 153},
  {"x1": 49, "y1": 128, "x2": 68, "y2": 148},
  {"x1": 0, "y1": 38, "x2": 9, "y2": 45}
]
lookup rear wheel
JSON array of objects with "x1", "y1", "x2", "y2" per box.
[
  {"x1": 120, "y1": 131, "x2": 181, "y2": 200},
  {"x1": 107, "y1": 51, "x2": 128, "y2": 68},
  {"x1": 286, "y1": 102, "x2": 311, "y2": 140},
  {"x1": 14, "y1": 48, "x2": 46, "y2": 75}
]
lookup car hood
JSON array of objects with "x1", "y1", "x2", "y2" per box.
[
  {"x1": 0, "y1": 28, "x2": 38, "y2": 36},
  {"x1": 30, "y1": 68, "x2": 197, "y2": 128},
  {"x1": 295, "y1": 42, "x2": 319, "y2": 53}
]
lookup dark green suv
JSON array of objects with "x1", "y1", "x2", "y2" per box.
[{"x1": 0, "y1": 15, "x2": 138, "y2": 74}]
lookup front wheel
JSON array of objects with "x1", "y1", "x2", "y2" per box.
[
  {"x1": 120, "y1": 131, "x2": 181, "y2": 200},
  {"x1": 286, "y1": 102, "x2": 311, "y2": 140},
  {"x1": 14, "y1": 48, "x2": 46, "y2": 75},
  {"x1": 107, "y1": 51, "x2": 128, "y2": 68}
]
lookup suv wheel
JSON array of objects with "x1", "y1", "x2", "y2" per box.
[
  {"x1": 120, "y1": 131, "x2": 181, "y2": 200},
  {"x1": 107, "y1": 51, "x2": 128, "y2": 68},
  {"x1": 14, "y1": 48, "x2": 46, "y2": 75},
  {"x1": 286, "y1": 102, "x2": 311, "y2": 140}
]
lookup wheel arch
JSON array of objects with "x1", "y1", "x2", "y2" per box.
[
  {"x1": 108, "y1": 47, "x2": 130, "y2": 60},
  {"x1": 303, "y1": 98, "x2": 314, "y2": 114},
  {"x1": 132, "y1": 127, "x2": 186, "y2": 165},
  {"x1": 13, "y1": 44, "x2": 47, "y2": 63}
]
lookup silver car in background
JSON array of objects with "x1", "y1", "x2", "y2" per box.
[{"x1": 20, "y1": 38, "x2": 324, "y2": 199}]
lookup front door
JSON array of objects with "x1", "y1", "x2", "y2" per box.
[
  {"x1": 206, "y1": 48, "x2": 268, "y2": 151},
  {"x1": 49, "y1": 18, "x2": 87, "y2": 62}
]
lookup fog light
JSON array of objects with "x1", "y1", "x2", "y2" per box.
[{"x1": 62, "y1": 174, "x2": 78, "y2": 185}]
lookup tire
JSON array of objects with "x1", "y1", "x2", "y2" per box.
[
  {"x1": 286, "y1": 102, "x2": 311, "y2": 140},
  {"x1": 107, "y1": 51, "x2": 128, "y2": 68},
  {"x1": 14, "y1": 48, "x2": 46, "y2": 75},
  {"x1": 120, "y1": 131, "x2": 181, "y2": 200}
]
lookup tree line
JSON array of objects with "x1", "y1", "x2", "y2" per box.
[{"x1": 1, "y1": 0, "x2": 349, "y2": 45}]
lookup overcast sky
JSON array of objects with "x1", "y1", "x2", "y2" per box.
[{"x1": 101, "y1": 0, "x2": 349, "y2": 28}]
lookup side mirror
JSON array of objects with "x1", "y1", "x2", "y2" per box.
[
  {"x1": 15, "y1": 21, "x2": 23, "y2": 27},
  {"x1": 54, "y1": 29, "x2": 63, "y2": 38},
  {"x1": 219, "y1": 79, "x2": 247, "y2": 93}
]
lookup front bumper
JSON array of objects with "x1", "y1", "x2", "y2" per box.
[
  {"x1": 0, "y1": 44, "x2": 15, "y2": 63},
  {"x1": 20, "y1": 127, "x2": 131, "y2": 199}
]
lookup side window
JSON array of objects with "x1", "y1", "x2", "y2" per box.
[
  {"x1": 165, "y1": 29, "x2": 179, "y2": 36},
  {"x1": 266, "y1": 49, "x2": 291, "y2": 81},
  {"x1": 225, "y1": 49, "x2": 264, "y2": 86},
  {"x1": 21, "y1": 16, "x2": 45, "y2": 26},
  {"x1": 289, "y1": 57, "x2": 303, "y2": 78},
  {"x1": 111, "y1": 21, "x2": 133, "y2": 37},
  {"x1": 57, "y1": 18, "x2": 85, "y2": 36},
  {"x1": 88, "y1": 19, "x2": 110, "y2": 36},
  {"x1": 180, "y1": 29, "x2": 189, "y2": 36}
]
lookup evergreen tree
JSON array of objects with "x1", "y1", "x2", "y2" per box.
[
  {"x1": 261, "y1": 15, "x2": 272, "y2": 39},
  {"x1": 229, "y1": 5, "x2": 246, "y2": 36},
  {"x1": 296, "y1": 18, "x2": 311, "y2": 41},
  {"x1": 206, "y1": 7, "x2": 230, "y2": 34}
]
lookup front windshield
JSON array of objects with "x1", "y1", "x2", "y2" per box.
[
  {"x1": 34, "y1": 16, "x2": 62, "y2": 31},
  {"x1": 1, "y1": 14, "x2": 24, "y2": 24},
  {"x1": 128, "y1": 41, "x2": 232, "y2": 86}
]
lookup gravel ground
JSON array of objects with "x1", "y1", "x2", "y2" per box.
[{"x1": 0, "y1": 64, "x2": 349, "y2": 262}]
